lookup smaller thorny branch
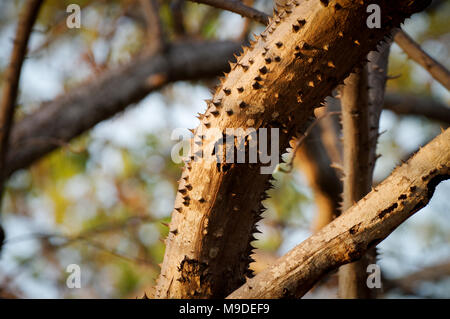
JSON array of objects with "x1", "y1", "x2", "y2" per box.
[
  {"x1": 0, "y1": 0, "x2": 44, "y2": 252},
  {"x1": 228, "y1": 128, "x2": 450, "y2": 299},
  {"x1": 155, "y1": 0, "x2": 431, "y2": 299}
]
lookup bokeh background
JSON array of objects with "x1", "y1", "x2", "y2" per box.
[{"x1": 0, "y1": 0, "x2": 449, "y2": 298}]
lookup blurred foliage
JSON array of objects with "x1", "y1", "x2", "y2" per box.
[{"x1": 0, "y1": 0, "x2": 448, "y2": 299}]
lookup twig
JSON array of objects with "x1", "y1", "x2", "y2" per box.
[
  {"x1": 384, "y1": 92, "x2": 450, "y2": 126},
  {"x1": 395, "y1": 29, "x2": 450, "y2": 90},
  {"x1": 228, "y1": 129, "x2": 450, "y2": 298},
  {"x1": 189, "y1": 0, "x2": 269, "y2": 25},
  {"x1": 3, "y1": 215, "x2": 158, "y2": 268},
  {"x1": 13, "y1": 136, "x2": 88, "y2": 154},
  {"x1": 5, "y1": 40, "x2": 241, "y2": 178}
]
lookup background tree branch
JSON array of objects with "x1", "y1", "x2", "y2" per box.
[
  {"x1": 394, "y1": 29, "x2": 450, "y2": 91},
  {"x1": 383, "y1": 260, "x2": 450, "y2": 296},
  {"x1": 5, "y1": 40, "x2": 240, "y2": 177},
  {"x1": 189, "y1": 0, "x2": 269, "y2": 25},
  {"x1": 0, "y1": 0, "x2": 44, "y2": 253},
  {"x1": 0, "y1": 0, "x2": 43, "y2": 197},
  {"x1": 384, "y1": 92, "x2": 450, "y2": 126}
]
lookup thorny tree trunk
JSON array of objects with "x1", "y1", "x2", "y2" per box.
[
  {"x1": 154, "y1": 0, "x2": 430, "y2": 299},
  {"x1": 228, "y1": 128, "x2": 450, "y2": 298},
  {"x1": 338, "y1": 43, "x2": 391, "y2": 298}
]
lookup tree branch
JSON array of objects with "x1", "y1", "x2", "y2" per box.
[
  {"x1": 170, "y1": 0, "x2": 187, "y2": 38},
  {"x1": 383, "y1": 260, "x2": 450, "y2": 295},
  {"x1": 139, "y1": 0, "x2": 166, "y2": 53},
  {"x1": 394, "y1": 29, "x2": 450, "y2": 91},
  {"x1": 384, "y1": 92, "x2": 450, "y2": 126},
  {"x1": 190, "y1": 0, "x2": 450, "y2": 93},
  {"x1": 5, "y1": 40, "x2": 240, "y2": 177},
  {"x1": 338, "y1": 67, "x2": 374, "y2": 298},
  {"x1": 0, "y1": 0, "x2": 43, "y2": 195},
  {"x1": 5, "y1": 52, "x2": 447, "y2": 182},
  {"x1": 228, "y1": 128, "x2": 450, "y2": 298},
  {"x1": 338, "y1": 42, "x2": 391, "y2": 299}
]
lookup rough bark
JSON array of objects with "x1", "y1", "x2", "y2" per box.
[
  {"x1": 228, "y1": 128, "x2": 450, "y2": 299},
  {"x1": 154, "y1": 0, "x2": 431, "y2": 298},
  {"x1": 5, "y1": 41, "x2": 240, "y2": 177},
  {"x1": 338, "y1": 43, "x2": 391, "y2": 298}
]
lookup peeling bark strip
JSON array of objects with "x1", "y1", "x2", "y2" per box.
[
  {"x1": 228, "y1": 129, "x2": 450, "y2": 299},
  {"x1": 155, "y1": 0, "x2": 430, "y2": 298}
]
